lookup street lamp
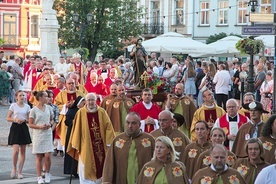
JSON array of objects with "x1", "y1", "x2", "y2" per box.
[
  {"x1": 239, "y1": 71, "x2": 248, "y2": 103},
  {"x1": 247, "y1": 0, "x2": 258, "y2": 93},
  {"x1": 73, "y1": 12, "x2": 92, "y2": 61}
]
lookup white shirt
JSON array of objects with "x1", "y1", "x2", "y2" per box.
[
  {"x1": 213, "y1": 70, "x2": 231, "y2": 95},
  {"x1": 54, "y1": 63, "x2": 70, "y2": 76},
  {"x1": 254, "y1": 164, "x2": 276, "y2": 184},
  {"x1": 170, "y1": 63, "x2": 179, "y2": 82}
]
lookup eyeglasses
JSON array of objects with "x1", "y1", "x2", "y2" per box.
[
  {"x1": 226, "y1": 106, "x2": 237, "y2": 109},
  {"x1": 158, "y1": 119, "x2": 169, "y2": 122},
  {"x1": 67, "y1": 82, "x2": 74, "y2": 85}
]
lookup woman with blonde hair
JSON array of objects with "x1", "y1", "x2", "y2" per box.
[
  {"x1": 183, "y1": 61, "x2": 197, "y2": 100},
  {"x1": 206, "y1": 63, "x2": 217, "y2": 93},
  {"x1": 137, "y1": 136, "x2": 189, "y2": 183},
  {"x1": 195, "y1": 127, "x2": 237, "y2": 173}
]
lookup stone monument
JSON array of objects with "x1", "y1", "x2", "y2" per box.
[{"x1": 40, "y1": 0, "x2": 60, "y2": 64}]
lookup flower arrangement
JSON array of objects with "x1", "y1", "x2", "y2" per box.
[
  {"x1": 236, "y1": 38, "x2": 264, "y2": 55},
  {"x1": 140, "y1": 71, "x2": 172, "y2": 94}
]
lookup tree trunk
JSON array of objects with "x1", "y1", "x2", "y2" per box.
[{"x1": 89, "y1": 41, "x2": 98, "y2": 62}]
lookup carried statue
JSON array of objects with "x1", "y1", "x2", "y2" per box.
[{"x1": 130, "y1": 38, "x2": 148, "y2": 86}]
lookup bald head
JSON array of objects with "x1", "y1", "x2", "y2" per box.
[
  {"x1": 174, "y1": 83, "x2": 184, "y2": 97},
  {"x1": 110, "y1": 84, "x2": 117, "y2": 96},
  {"x1": 117, "y1": 84, "x2": 125, "y2": 97}
]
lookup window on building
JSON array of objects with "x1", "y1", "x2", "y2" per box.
[
  {"x1": 175, "y1": 0, "x2": 184, "y2": 25},
  {"x1": 3, "y1": 14, "x2": 17, "y2": 45},
  {"x1": 31, "y1": 15, "x2": 39, "y2": 38},
  {"x1": 218, "y1": 1, "x2": 228, "y2": 25},
  {"x1": 237, "y1": 0, "x2": 247, "y2": 24},
  {"x1": 200, "y1": 2, "x2": 210, "y2": 25},
  {"x1": 151, "y1": 1, "x2": 160, "y2": 26},
  {"x1": 260, "y1": 0, "x2": 271, "y2": 13}
]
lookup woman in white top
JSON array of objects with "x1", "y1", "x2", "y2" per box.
[
  {"x1": 7, "y1": 90, "x2": 31, "y2": 179},
  {"x1": 260, "y1": 71, "x2": 273, "y2": 117},
  {"x1": 29, "y1": 91, "x2": 54, "y2": 184}
]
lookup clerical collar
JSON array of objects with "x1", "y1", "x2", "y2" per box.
[
  {"x1": 67, "y1": 90, "x2": 76, "y2": 94},
  {"x1": 142, "y1": 101, "x2": 152, "y2": 109},
  {"x1": 210, "y1": 164, "x2": 228, "y2": 172},
  {"x1": 87, "y1": 105, "x2": 97, "y2": 112},
  {"x1": 91, "y1": 82, "x2": 97, "y2": 87},
  {"x1": 204, "y1": 104, "x2": 215, "y2": 109},
  {"x1": 228, "y1": 115, "x2": 237, "y2": 122},
  {"x1": 75, "y1": 62, "x2": 81, "y2": 66}
]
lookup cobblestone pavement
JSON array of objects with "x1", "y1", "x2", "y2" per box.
[{"x1": 0, "y1": 106, "x2": 79, "y2": 184}]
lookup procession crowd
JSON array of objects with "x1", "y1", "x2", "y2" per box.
[{"x1": 1, "y1": 47, "x2": 276, "y2": 184}]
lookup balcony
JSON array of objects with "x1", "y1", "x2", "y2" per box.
[
  {"x1": 1, "y1": 35, "x2": 20, "y2": 47},
  {"x1": 143, "y1": 23, "x2": 164, "y2": 36}
]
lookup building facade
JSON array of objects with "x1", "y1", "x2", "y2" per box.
[
  {"x1": 139, "y1": 0, "x2": 272, "y2": 42},
  {"x1": 0, "y1": 0, "x2": 42, "y2": 59}
]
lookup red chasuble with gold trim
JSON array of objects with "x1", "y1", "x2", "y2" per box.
[
  {"x1": 67, "y1": 93, "x2": 77, "y2": 102},
  {"x1": 204, "y1": 109, "x2": 217, "y2": 124},
  {"x1": 87, "y1": 112, "x2": 105, "y2": 179}
]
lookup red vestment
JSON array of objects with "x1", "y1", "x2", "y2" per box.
[
  {"x1": 87, "y1": 112, "x2": 105, "y2": 179},
  {"x1": 130, "y1": 101, "x2": 161, "y2": 133}
]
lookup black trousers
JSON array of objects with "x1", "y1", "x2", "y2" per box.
[{"x1": 216, "y1": 93, "x2": 228, "y2": 110}]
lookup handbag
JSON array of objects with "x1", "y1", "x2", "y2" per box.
[{"x1": 264, "y1": 92, "x2": 272, "y2": 98}]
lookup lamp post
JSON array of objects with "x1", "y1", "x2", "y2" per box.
[
  {"x1": 247, "y1": 0, "x2": 258, "y2": 93},
  {"x1": 73, "y1": 13, "x2": 92, "y2": 61},
  {"x1": 239, "y1": 71, "x2": 248, "y2": 103}
]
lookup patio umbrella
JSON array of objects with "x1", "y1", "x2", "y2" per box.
[
  {"x1": 127, "y1": 32, "x2": 215, "y2": 56},
  {"x1": 198, "y1": 36, "x2": 242, "y2": 57}
]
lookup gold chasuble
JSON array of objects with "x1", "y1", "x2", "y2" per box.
[
  {"x1": 54, "y1": 90, "x2": 84, "y2": 146},
  {"x1": 87, "y1": 112, "x2": 105, "y2": 179},
  {"x1": 67, "y1": 106, "x2": 115, "y2": 181},
  {"x1": 190, "y1": 104, "x2": 225, "y2": 142}
]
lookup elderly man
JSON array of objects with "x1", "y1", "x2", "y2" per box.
[
  {"x1": 214, "y1": 99, "x2": 249, "y2": 150},
  {"x1": 192, "y1": 144, "x2": 246, "y2": 184},
  {"x1": 67, "y1": 93, "x2": 115, "y2": 184},
  {"x1": 233, "y1": 138, "x2": 269, "y2": 184},
  {"x1": 190, "y1": 90, "x2": 225, "y2": 142},
  {"x1": 102, "y1": 112, "x2": 155, "y2": 184},
  {"x1": 68, "y1": 53, "x2": 87, "y2": 85},
  {"x1": 165, "y1": 83, "x2": 196, "y2": 138},
  {"x1": 151, "y1": 110, "x2": 190, "y2": 163},
  {"x1": 85, "y1": 72, "x2": 108, "y2": 104},
  {"x1": 232, "y1": 101, "x2": 268, "y2": 158},
  {"x1": 100, "y1": 83, "x2": 117, "y2": 110},
  {"x1": 54, "y1": 78, "x2": 84, "y2": 146},
  {"x1": 106, "y1": 84, "x2": 135, "y2": 134},
  {"x1": 130, "y1": 88, "x2": 161, "y2": 133}
]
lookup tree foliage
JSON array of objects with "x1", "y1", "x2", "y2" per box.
[
  {"x1": 54, "y1": 0, "x2": 144, "y2": 61},
  {"x1": 0, "y1": 38, "x2": 5, "y2": 46},
  {"x1": 206, "y1": 32, "x2": 242, "y2": 44}
]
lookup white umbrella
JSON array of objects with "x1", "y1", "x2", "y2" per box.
[
  {"x1": 255, "y1": 35, "x2": 274, "y2": 48},
  {"x1": 127, "y1": 32, "x2": 215, "y2": 56},
  {"x1": 198, "y1": 36, "x2": 242, "y2": 57}
]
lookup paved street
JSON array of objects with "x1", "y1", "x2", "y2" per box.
[{"x1": 0, "y1": 106, "x2": 79, "y2": 184}]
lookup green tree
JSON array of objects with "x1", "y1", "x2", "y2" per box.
[
  {"x1": 0, "y1": 38, "x2": 4, "y2": 46},
  {"x1": 206, "y1": 32, "x2": 242, "y2": 44},
  {"x1": 54, "y1": 0, "x2": 144, "y2": 62}
]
